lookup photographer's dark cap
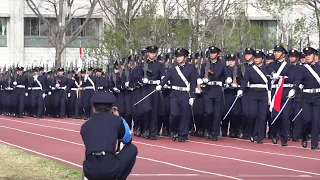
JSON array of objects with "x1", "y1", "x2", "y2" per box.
[{"x1": 90, "y1": 92, "x2": 117, "y2": 104}]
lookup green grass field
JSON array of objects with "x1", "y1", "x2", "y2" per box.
[{"x1": 0, "y1": 144, "x2": 82, "y2": 180}]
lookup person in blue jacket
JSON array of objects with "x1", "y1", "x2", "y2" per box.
[{"x1": 81, "y1": 91, "x2": 138, "y2": 180}]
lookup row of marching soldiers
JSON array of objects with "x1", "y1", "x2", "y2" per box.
[{"x1": 118, "y1": 44, "x2": 319, "y2": 150}]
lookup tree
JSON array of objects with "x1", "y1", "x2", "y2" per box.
[{"x1": 25, "y1": 0, "x2": 98, "y2": 67}]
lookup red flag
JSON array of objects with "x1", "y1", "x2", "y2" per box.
[
  {"x1": 79, "y1": 45, "x2": 83, "y2": 59},
  {"x1": 273, "y1": 76, "x2": 285, "y2": 112}
]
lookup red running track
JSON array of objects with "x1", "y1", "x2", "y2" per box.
[{"x1": 0, "y1": 115, "x2": 319, "y2": 180}]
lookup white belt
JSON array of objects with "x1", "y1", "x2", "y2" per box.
[
  {"x1": 207, "y1": 81, "x2": 222, "y2": 86},
  {"x1": 303, "y1": 88, "x2": 320, "y2": 93},
  {"x1": 171, "y1": 85, "x2": 190, "y2": 92},
  {"x1": 71, "y1": 88, "x2": 79, "y2": 91},
  {"x1": 98, "y1": 87, "x2": 104, "y2": 90},
  {"x1": 200, "y1": 84, "x2": 206, "y2": 88},
  {"x1": 31, "y1": 87, "x2": 42, "y2": 90},
  {"x1": 249, "y1": 84, "x2": 267, "y2": 88},
  {"x1": 56, "y1": 86, "x2": 66, "y2": 90},
  {"x1": 5, "y1": 87, "x2": 13, "y2": 90},
  {"x1": 84, "y1": 86, "x2": 94, "y2": 90},
  {"x1": 272, "y1": 84, "x2": 293, "y2": 89},
  {"x1": 147, "y1": 80, "x2": 160, "y2": 85},
  {"x1": 16, "y1": 85, "x2": 25, "y2": 88}
]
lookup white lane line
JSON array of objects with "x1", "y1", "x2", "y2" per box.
[
  {"x1": 0, "y1": 119, "x2": 79, "y2": 132},
  {"x1": 0, "y1": 139, "x2": 241, "y2": 180},
  {"x1": 0, "y1": 125, "x2": 319, "y2": 177},
  {"x1": 134, "y1": 141, "x2": 320, "y2": 176},
  {"x1": 187, "y1": 140, "x2": 320, "y2": 161},
  {"x1": 238, "y1": 174, "x2": 313, "y2": 178},
  {"x1": 2, "y1": 119, "x2": 318, "y2": 161}
]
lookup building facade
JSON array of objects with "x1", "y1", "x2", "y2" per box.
[
  {"x1": 0, "y1": 0, "x2": 103, "y2": 68},
  {"x1": 0, "y1": 0, "x2": 317, "y2": 68}
]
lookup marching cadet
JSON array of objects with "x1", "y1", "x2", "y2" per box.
[
  {"x1": 44, "y1": 70, "x2": 54, "y2": 117},
  {"x1": 67, "y1": 70, "x2": 81, "y2": 118},
  {"x1": 3, "y1": 69, "x2": 14, "y2": 116},
  {"x1": 199, "y1": 46, "x2": 231, "y2": 141},
  {"x1": 132, "y1": 54, "x2": 144, "y2": 136},
  {"x1": 138, "y1": 46, "x2": 165, "y2": 140},
  {"x1": 267, "y1": 45, "x2": 294, "y2": 146},
  {"x1": 29, "y1": 67, "x2": 47, "y2": 118},
  {"x1": 289, "y1": 47, "x2": 320, "y2": 150},
  {"x1": 266, "y1": 53, "x2": 275, "y2": 65},
  {"x1": 81, "y1": 91, "x2": 137, "y2": 179},
  {"x1": 156, "y1": 48, "x2": 197, "y2": 142},
  {"x1": 52, "y1": 68, "x2": 68, "y2": 118},
  {"x1": 238, "y1": 48, "x2": 255, "y2": 139},
  {"x1": 288, "y1": 50, "x2": 303, "y2": 141},
  {"x1": 95, "y1": 68, "x2": 107, "y2": 92},
  {"x1": 192, "y1": 52, "x2": 204, "y2": 137},
  {"x1": 222, "y1": 54, "x2": 242, "y2": 138},
  {"x1": 238, "y1": 50, "x2": 270, "y2": 144},
  {"x1": 121, "y1": 56, "x2": 135, "y2": 129},
  {"x1": 12, "y1": 66, "x2": 28, "y2": 118},
  {"x1": 82, "y1": 67, "x2": 97, "y2": 120},
  {"x1": 158, "y1": 53, "x2": 172, "y2": 137}
]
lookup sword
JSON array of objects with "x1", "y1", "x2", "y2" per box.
[
  {"x1": 292, "y1": 108, "x2": 303, "y2": 122},
  {"x1": 133, "y1": 89, "x2": 156, "y2": 106},
  {"x1": 223, "y1": 96, "x2": 239, "y2": 120},
  {"x1": 271, "y1": 97, "x2": 291, "y2": 125}
]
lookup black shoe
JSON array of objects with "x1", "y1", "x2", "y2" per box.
[
  {"x1": 178, "y1": 137, "x2": 186, "y2": 142},
  {"x1": 272, "y1": 136, "x2": 278, "y2": 144},
  {"x1": 250, "y1": 136, "x2": 254, "y2": 142},
  {"x1": 281, "y1": 141, "x2": 288, "y2": 146},
  {"x1": 257, "y1": 140, "x2": 263, "y2": 144},
  {"x1": 149, "y1": 136, "x2": 157, "y2": 140},
  {"x1": 204, "y1": 130, "x2": 210, "y2": 140},
  {"x1": 221, "y1": 132, "x2": 228, "y2": 137},
  {"x1": 311, "y1": 146, "x2": 320, "y2": 150},
  {"x1": 301, "y1": 138, "x2": 308, "y2": 148},
  {"x1": 210, "y1": 135, "x2": 218, "y2": 141},
  {"x1": 171, "y1": 132, "x2": 178, "y2": 141},
  {"x1": 292, "y1": 138, "x2": 299, "y2": 142}
]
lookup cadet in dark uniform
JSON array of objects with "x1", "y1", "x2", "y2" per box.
[
  {"x1": 52, "y1": 68, "x2": 68, "y2": 118},
  {"x1": 12, "y1": 66, "x2": 28, "y2": 118},
  {"x1": 238, "y1": 50, "x2": 270, "y2": 144},
  {"x1": 157, "y1": 48, "x2": 197, "y2": 142},
  {"x1": 81, "y1": 91, "x2": 138, "y2": 179},
  {"x1": 290, "y1": 47, "x2": 320, "y2": 150}
]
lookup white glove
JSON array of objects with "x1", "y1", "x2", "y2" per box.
[
  {"x1": 155, "y1": 85, "x2": 162, "y2": 91},
  {"x1": 125, "y1": 82, "x2": 129, "y2": 87},
  {"x1": 189, "y1": 98, "x2": 195, "y2": 106},
  {"x1": 272, "y1": 73, "x2": 279, "y2": 80},
  {"x1": 48, "y1": 91, "x2": 52, "y2": 95},
  {"x1": 163, "y1": 84, "x2": 169, "y2": 89},
  {"x1": 142, "y1": 78, "x2": 148, "y2": 84},
  {"x1": 231, "y1": 83, "x2": 238, "y2": 88},
  {"x1": 55, "y1": 83, "x2": 60, "y2": 88},
  {"x1": 226, "y1": 77, "x2": 232, "y2": 84},
  {"x1": 28, "y1": 87, "x2": 31, "y2": 90},
  {"x1": 13, "y1": 81, "x2": 17, "y2": 86},
  {"x1": 195, "y1": 88, "x2": 201, "y2": 94},
  {"x1": 25, "y1": 92, "x2": 28, "y2": 97},
  {"x1": 68, "y1": 93, "x2": 71, "y2": 97},
  {"x1": 197, "y1": 78, "x2": 203, "y2": 85},
  {"x1": 51, "y1": 87, "x2": 55, "y2": 90},
  {"x1": 203, "y1": 78, "x2": 209, "y2": 83},
  {"x1": 299, "y1": 84, "x2": 304, "y2": 89},
  {"x1": 161, "y1": 76, "x2": 165, "y2": 80},
  {"x1": 42, "y1": 93, "x2": 46, "y2": 98},
  {"x1": 288, "y1": 89, "x2": 295, "y2": 98},
  {"x1": 113, "y1": 87, "x2": 120, "y2": 93},
  {"x1": 237, "y1": 90, "x2": 243, "y2": 97}
]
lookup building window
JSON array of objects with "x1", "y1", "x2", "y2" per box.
[
  {"x1": 250, "y1": 20, "x2": 277, "y2": 40},
  {"x1": 24, "y1": 17, "x2": 99, "y2": 47},
  {"x1": 0, "y1": 18, "x2": 7, "y2": 47}
]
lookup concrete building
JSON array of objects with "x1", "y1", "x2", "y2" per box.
[
  {"x1": 0, "y1": 0, "x2": 317, "y2": 68},
  {"x1": 0, "y1": 0, "x2": 103, "y2": 68}
]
